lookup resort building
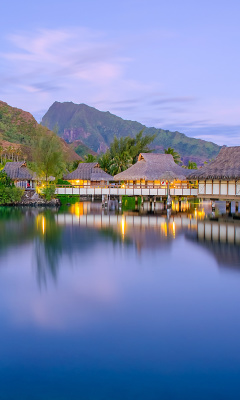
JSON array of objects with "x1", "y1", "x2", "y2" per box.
[
  {"x1": 3, "y1": 161, "x2": 37, "y2": 189},
  {"x1": 114, "y1": 153, "x2": 189, "y2": 188},
  {"x1": 188, "y1": 146, "x2": 240, "y2": 199},
  {"x1": 64, "y1": 162, "x2": 112, "y2": 186}
]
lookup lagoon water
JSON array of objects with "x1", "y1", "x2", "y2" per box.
[{"x1": 0, "y1": 201, "x2": 240, "y2": 399}]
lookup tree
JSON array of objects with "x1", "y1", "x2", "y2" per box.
[
  {"x1": 98, "y1": 130, "x2": 156, "y2": 174},
  {"x1": 0, "y1": 171, "x2": 24, "y2": 204},
  {"x1": 84, "y1": 153, "x2": 97, "y2": 163},
  {"x1": 164, "y1": 147, "x2": 181, "y2": 164},
  {"x1": 31, "y1": 128, "x2": 66, "y2": 182},
  {"x1": 0, "y1": 171, "x2": 13, "y2": 187},
  {"x1": 98, "y1": 151, "x2": 111, "y2": 172},
  {"x1": 187, "y1": 161, "x2": 197, "y2": 169},
  {"x1": 128, "y1": 129, "x2": 156, "y2": 162},
  {"x1": 109, "y1": 151, "x2": 133, "y2": 175}
]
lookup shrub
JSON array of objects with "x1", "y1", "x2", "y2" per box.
[
  {"x1": 56, "y1": 179, "x2": 72, "y2": 186},
  {"x1": 0, "y1": 186, "x2": 24, "y2": 204},
  {"x1": 0, "y1": 171, "x2": 14, "y2": 188},
  {"x1": 41, "y1": 185, "x2": 56, "y2": 201}
]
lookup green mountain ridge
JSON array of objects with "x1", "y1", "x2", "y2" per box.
[
  {"x1": 0, "y1": 100, "x2": 81, "y2": 162},
  {"x1": 41, "y1": 101, "x2": 221, "y2": 165}
]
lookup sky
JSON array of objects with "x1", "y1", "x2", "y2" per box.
[{"x1": 1, "y1": 0, "x2": 240, "y2": 145}]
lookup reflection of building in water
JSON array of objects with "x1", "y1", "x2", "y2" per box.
[
  {"x1": 196, "y1": 220, "x2": 240, "y2": 245},
  {"x1": 55, "y1": 211, "x2": 199, "y2": 252},
  {"x1": 186, "y1": 219, "x2": 240, "y2": 268}
]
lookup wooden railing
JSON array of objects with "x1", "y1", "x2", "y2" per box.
[{"x1": 55, "y1": 185, "x2": 198, "y2": 197}]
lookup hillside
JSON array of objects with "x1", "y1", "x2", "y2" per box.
[
  {"x1": 41, "y1": 101, "x2": 221, "y2": 165},
  {"x1": 70, "y1": 140, "x2": 98, "y2": 159},
  {"x1": 0, "y1": 101, "x2": 81, "y2": 162}
]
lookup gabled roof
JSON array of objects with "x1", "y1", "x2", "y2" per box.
[
  {"x1": 3, "y1": 161, "x2": 36, "y2": 180},
  {"x1": 114, "y1": 153, "x2": 188, "y2": 181},
  {"x1": 64, "y1": 163, "x2": 112, "y2": 181},
  {"x1": 188, "y1": 146, "x2": 240, "y2": 180}
]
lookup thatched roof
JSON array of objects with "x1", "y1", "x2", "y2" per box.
[
  {"x1": 188, "y1": 146, "x2": 240, "y2": 180},
  {"x1": 64, "y1": 163, "x2": 112, "y2": 181},
  {"x1": 3, "y1": 161, "x2": 36, "y2": 180},
  {"x1": 114, "y1": 153, "x2": 188, "y2": 181}
]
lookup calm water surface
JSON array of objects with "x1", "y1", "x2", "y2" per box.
[{"x1": 0, "y1": 201, "x2": 240, "y2": 399}]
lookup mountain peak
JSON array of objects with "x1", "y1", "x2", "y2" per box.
[{"x1": 41, "y1": 101, "x2": 221, "y2": 165}]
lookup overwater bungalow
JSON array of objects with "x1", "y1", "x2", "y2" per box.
[
  {"x1": 64, "y1": 162, "x2": 112, "y2": 187},
  {"x1": 3, "y1": 161, "x2": 37, "y2": 189},
  {"x1": 114, "y1": 153, "x2": 188, "y2": 188},
  {"x1": 188, "y1": 146, "x2": 240, "y2": 199}
]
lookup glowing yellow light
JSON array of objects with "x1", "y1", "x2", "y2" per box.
[
  {"x1": 164, "y1": 222, "x2": 168, "y2": 237},
  {"x1": 70, "y1": 203, "x2": 84, "y2": 217},
  {"x1": 121, "y1": 184, "x2": 125, "y2": 188},
  {"x1": 42, "y1": 216, "x2": 45, "y2": 234},
  {"x1": 172, "y1": 221, "x2": 176, "y2": 238},
  {"x1": 121, "y1": 217, "x2": 125, "y2": 236},
  {"x1": 76, "y1": 180, "x2": 80, "y2": 184}
]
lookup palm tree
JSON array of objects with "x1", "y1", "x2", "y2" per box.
[
  {"x1": 98, "y1": 152, "x2": 111, "y2": 173},
  {"x1": 164, "y1": 147, "x2": 181, "y2": 164},
  {"x1": 15, "y1": 147, "x2": 22, "y2": 162},
  {"x1": 84, "y1": 153, "x2": 97, "y2": 163},
  {"x1": 187, "y1": 161, "x2": 197, "y2": 169},
  {"x1": 110, "y1": 151, "x2": 132, "y2": 175}
]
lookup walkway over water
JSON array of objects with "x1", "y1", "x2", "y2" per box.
[{"x1": 55, "y1": 185, "x2": 198, "y2": 197}]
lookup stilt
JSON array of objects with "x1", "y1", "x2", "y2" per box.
[
  {"x1": 163, "y1": 198, "x2": 167, "y2": 209},
  {"x1": 154, "y1": 196, "x2": 157, "y2": 210},
  {"x1": 92, "y1": 194, "x2": 94, "y2": 202},
  {"x1": 212, "y1": 201, "x2": 215, "y2": 211},
  {"x1": 135, "y1": 196, "x2": 138, "y2": 208},
  {"x1": 179, "y1": 200, "x2": 181, "y2": 212},
  {"x1": 236, "y1": 202, "x2": 238, "y2": 213},
  {"x1": 226, "y1": 201, "x2": 231, "y2": 213},
  {"x1": 119, "y1": 195, "x2": 122, "y2": 208}
]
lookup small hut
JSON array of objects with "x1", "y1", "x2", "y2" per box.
[
  {"x1": 3, "y1": 161, "x2": 37, "y2": 189},
  {"x1": 114, "y1": 153, "x2": 188, "y2": 187},
  {"x1": 188, "y1": 146, "x2": 240, "y2": 198},
  {"x1": 64, "y1": 162, "x2": 112, "y2": 186}
]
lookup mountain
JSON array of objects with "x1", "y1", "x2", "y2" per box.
[
  {"x1": 0, "y1": 101, "x2": 81, "y2": 162},
  {"x1": 41, "y1": 101, "x2": 221, "y2": 165},
  {"x1": 69, "y1": 140, "x2": 98, "y2": 159}
]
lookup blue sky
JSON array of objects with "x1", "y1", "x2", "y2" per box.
[{"x1": 1, "y1": 0, "x2": 240, "y2": 145}]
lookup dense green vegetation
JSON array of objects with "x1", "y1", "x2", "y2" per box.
[
  {"x1": 41, "y1": 185, "x2": 56, "y2": 201},
  {"x1": 42, "y1": 101, "x2": 221, "y2": 165},
  {"x1": 30, "y1": 127, "x2": 66, "y2": 182},
  {"x1": 0, "y1": 103, "x2": 37, "y2": 145},
  {"x1": 0, "y1": 101, "x2": 80, "y2": 168},
  {"x1": 164, "y1": 147, "x2": 181, "y2": 164},
  {"x1": 98, "y1": 130, "x2": 155, "y2": 174},
  {"x1": 187, "y1": 161, "x2": 198, "y2": 169},
  {"x1": 0, "y1": 171, "x2": 24, "y2": 204}
]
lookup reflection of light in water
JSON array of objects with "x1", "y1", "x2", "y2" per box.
[
  {"x1": 36, "y1": 215, "x2": 46, "y2": 235},
  {"x1": 164, "y1": 222, "x2": 167, "y2": 237},
  {"x1": 42, "y1": 217, "x2": 45, "y2": 235},
  {"x1": 70, "y1": 203, "x2": 84, "y2": 217},
  {"x1": 197, "y1": 209, "x2": 205, "y2": 220},
  {"x1": 121, "y1": 217, "x2": 125, "y2": 237},
  {"x1": 172, "y1": 202, "x2": 179, "y2": 212},
  {"x1": 172, "y1": 221, "x2": 176, "y2": 238}
]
